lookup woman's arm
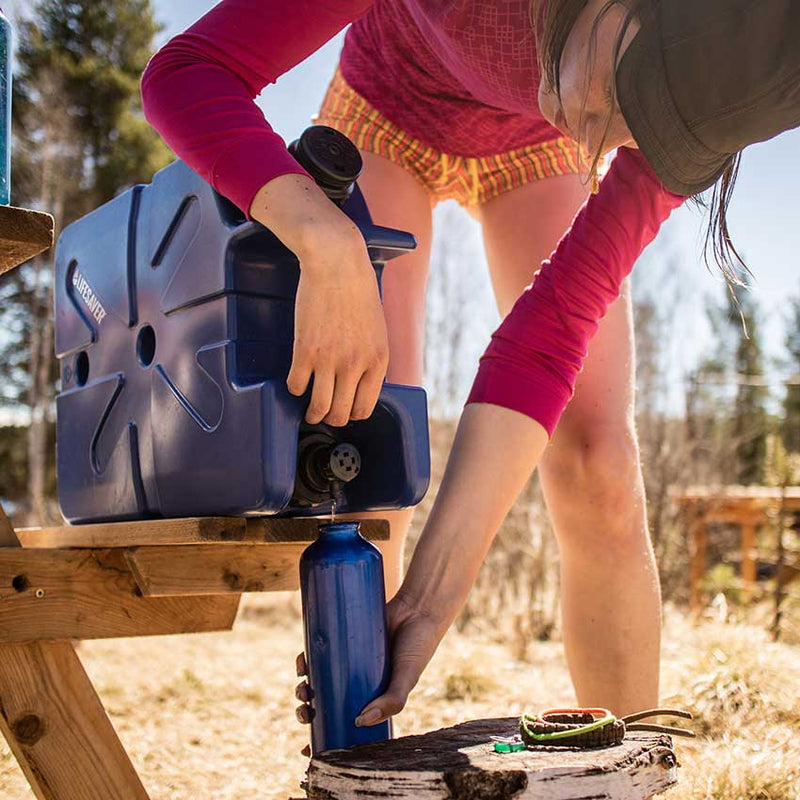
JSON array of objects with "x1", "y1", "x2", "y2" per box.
[
  {"x1": 141, "y1": 0, "x2": 372, "y2": 217},
  {"x1": 142, "y1": 0, "x2": 392, "y2": 427},
  {"x1": 469, "y1": 147, "x2": 685, "y2": 434},
  {"x1": 356, "y1": 148, "x2": 685, "y2": 726},
  {"x1": 353, "y1": 403, "x2": 548, "y2": 727}
]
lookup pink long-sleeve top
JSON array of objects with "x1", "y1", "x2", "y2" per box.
[{"x1": 141, "y1": 0, "x2": 685, "y2": 436}]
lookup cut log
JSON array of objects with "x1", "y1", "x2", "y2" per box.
[{"x1": 305, "y1": 718, "x2": 678, "y2": 800}]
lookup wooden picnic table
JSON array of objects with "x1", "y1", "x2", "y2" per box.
[{"x1": 673, "y1": 485, "x2": 800, "y2": 612}]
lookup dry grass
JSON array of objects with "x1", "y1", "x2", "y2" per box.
[
  {"x1": 662, "y1": 613, "x2": 800, "y2": 800},
  {"x1": 0, "y1": 598, "x2": 797, "y2": 800}
]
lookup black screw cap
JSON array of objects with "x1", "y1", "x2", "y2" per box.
[{"x1": 288, "y1": 126, "x2": 363, "y2": 205}]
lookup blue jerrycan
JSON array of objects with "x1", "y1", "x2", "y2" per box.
[
  {"x1": 53, "y1": 126, "x2": 430, "y2": 522},
  {"x1": 300, "y1": 521, "x2": 391, "y2": 753}
]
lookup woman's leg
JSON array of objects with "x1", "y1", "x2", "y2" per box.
[
  {"x1": 476, "y1": 174, "x2": 661, "y2": 716},
  {"x1": 340, "y1": 150, "x2": 433, "y2": 599}
]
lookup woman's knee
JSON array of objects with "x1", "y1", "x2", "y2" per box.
[{"x1": 541, "y1": 423, "x2": 646, "y2": 540}]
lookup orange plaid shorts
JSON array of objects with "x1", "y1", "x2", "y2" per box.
[{"x1": 314, "y1": 68, "x2": 582, "y2": 208}]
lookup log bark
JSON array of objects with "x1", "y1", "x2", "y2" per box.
[{"x1": 305, "y1": 718, "x2": 678, "y2": 800}]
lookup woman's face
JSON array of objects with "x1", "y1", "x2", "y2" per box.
[{"x1": 538, "y1": 0, "x2": 640, "y2": 157}]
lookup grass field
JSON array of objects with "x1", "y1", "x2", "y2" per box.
[{"x1": 0, "y1": 596, "x2": 797, "y2": 800}]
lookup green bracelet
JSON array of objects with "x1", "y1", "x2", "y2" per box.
[{"x1": 520, "y1": 711, "x2": 616, "y2": 742}]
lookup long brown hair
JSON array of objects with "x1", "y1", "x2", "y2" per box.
[{"x1": 531, "y1": 0, "x2": 749, "y2": 290}]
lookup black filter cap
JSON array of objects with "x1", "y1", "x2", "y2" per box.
[{"x1": 288, "y1": 126, "x2": 363, "y2": 204}]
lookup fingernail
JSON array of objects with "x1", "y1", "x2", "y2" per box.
[{"x1": 355, "y1": 708, "x2": 382, "y2": 727}]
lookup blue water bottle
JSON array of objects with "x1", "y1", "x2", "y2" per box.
[
  {"x1": 300, "y1": 522, "x2": 392, "y2": 753},
  {"x1": 0, "y1": 7, "x2": 11, "y2": 205}
]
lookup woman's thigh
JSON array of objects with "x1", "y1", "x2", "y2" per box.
[
  {"x1": 356, "y1": 150, "x2": 434, "y2": 386},
  {"x1": 477, "y1": 173, "x2": 588, "y2": 317},
  {"x1": 477, "y1": 173, "x2": 636, "y2": 441}
]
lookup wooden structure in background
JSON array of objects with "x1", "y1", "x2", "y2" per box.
[
  {"x1": 674, "y1": 485, "x2": 800, "y2": 612},
  {"x1": 0, "y1": 206, "x2": 393, "y2": 800},
  {"x1": 305, "y1": 719, "x2": 678, "y2": 800}
]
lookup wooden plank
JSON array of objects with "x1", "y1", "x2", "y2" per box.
[
  {"x1": 777, "y1": 560, "x2": 800, "y2": 588},
  {"x1": 0, "y1": 503, "x2": 151, "y2": 799},
  {"x1": 674, "y1": 484, "x2": 800, "y2": 501},
  {"x1": 0, "y1": 641, "x2": 150, "y2": 800},
  {"x1": 244, "y1": 517, "x2": 390, "y2": 543},
  {"x1": 17, "y1": 516, "x2": 247, "y2": 548},
  {"x1": 741, "y1": 521, "x2": 758, "y2": 585},
  {"x1": 0, "y1": 503, "x2": 20, "y2": 547},
  {"x1": 305, "y1": 719, "x2": 678, "y2": 800},
  {"x1": 689, "y1": 512, "x2": 708, "y2": 615},
  {"x1": 0, "y1": 547, "x2": 239, "y2": 642},
  {"x1": 0, "y1": 205, "x2": 55, "y2": 274},
  {"x1": 703, "y1": 511, "x2": 766, "y2": 525},
  {"x1": 17, "y1": 516, "x2": 390, "y2": 549},
  {"x1": 125, "y1": 542, "x2": 305, "y2": 596}
]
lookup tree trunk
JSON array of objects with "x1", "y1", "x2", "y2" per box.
[
  {"x1": 305, "y1": 718, "x2": 678, "y2": 800},
  {"x1": 27, "y1": 280, "x2": 55, "y2": 525},
  {"x1": 26, "y1": 89, "x2": 64, "y2": 526}
]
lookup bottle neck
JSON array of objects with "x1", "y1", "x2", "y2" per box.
[{"x1": 318, "y1": 522, "x2": 360, "y2": 539}]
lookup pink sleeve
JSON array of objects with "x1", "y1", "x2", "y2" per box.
[
  {"x1": 141, "y1": 0, "x2": 373, "y2": 217},
  {"x1": 467, "y1": 147, "x2": 685, "y2": 435}
]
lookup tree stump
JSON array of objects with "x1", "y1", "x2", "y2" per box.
[{"x1": 304, "y1": 718, "x2": 678, "y2": 800}]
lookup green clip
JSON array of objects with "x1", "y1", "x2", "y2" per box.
[{"x1": 494, "y1": 741, "x2": 526, "y2": 753}]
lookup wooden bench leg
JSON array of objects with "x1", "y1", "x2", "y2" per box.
[
  {"x1": 0, "y1": 641, "x2": 150, "y2": 800},
  {"x1": 0, "y1": 506, "x2": 150, "y2": 800}
]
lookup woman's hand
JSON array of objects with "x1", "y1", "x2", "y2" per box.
[
  {"x1": 354, "y1": 593, "x2": 448, "y2": 727},
  {"x1": 289, "y1": 234, "x2": 388, "y2": 425},
  {"x1": 294, "y1": 593, "x2": 448, "y2": 734},
  {"x1": 250, "y1": 174, "x2": 388, "y2": 426}
]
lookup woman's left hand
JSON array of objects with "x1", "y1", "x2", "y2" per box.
[
  {"x1": 294, "y1": 593, "x2": 447, "y2": 734},
  {"x1": 354, "y1": 593, "x2": 448, "y2": 727}
]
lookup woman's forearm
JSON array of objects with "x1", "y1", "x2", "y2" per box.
[
  {"x1": 353, "y1": 403, "x2": 549, "y2": 724},
  {"x1": 399, "y1": 402, "x2": 549, "y2": 627}
]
